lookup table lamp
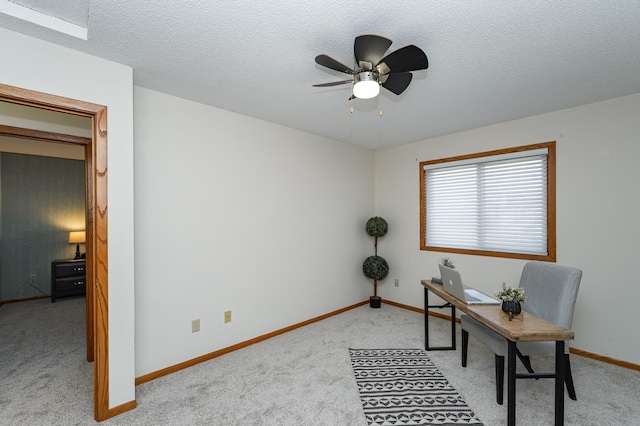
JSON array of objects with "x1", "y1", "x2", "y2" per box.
[{"x1": 68, "y1": 231, "x2": 86, "y2": 259}]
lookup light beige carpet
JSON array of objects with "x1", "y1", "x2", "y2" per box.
[{"x1": 1, "y1": 297, "x2": 639, "y2": 425}]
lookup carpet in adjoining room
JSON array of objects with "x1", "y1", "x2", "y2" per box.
[{"x1": 349, "y1": 348, "x2": 483, "y2": 426}]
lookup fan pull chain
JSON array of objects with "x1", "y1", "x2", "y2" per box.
[{"x1": 380, "y1": 110, "x2": 383, "y2": 116}]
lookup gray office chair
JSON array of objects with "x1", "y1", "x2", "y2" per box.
[{"x1": 460, "y1": 261, "x2": 582, "y2": 405}]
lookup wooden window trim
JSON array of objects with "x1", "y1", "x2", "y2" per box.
[{"x1": 419, "y1": 141, "x2": 556, "y2": 262}]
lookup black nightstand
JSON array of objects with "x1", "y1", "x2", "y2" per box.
[{"x1": 51, "y1": 259, "x2": 86, "y2": 303}]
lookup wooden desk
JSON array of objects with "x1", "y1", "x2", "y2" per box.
[{"x1": 422, "y1": 280, "x2": 574, "y2": 426}]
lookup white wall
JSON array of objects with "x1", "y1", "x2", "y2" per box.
[
  {"x1": 375, "y1": 93, "x2": 640, "y2": 365},
  {"x1": 0, "y1": 28, "x2": 136, "y2": 408},
  {"x1": 0, "y1": 101, "x2": 92, "y2": 137},
  {"x1": 0, "y1": 135, "x2": 84, "y2": 160},
  {"x1": 0, "y1": 102, "x2": 88, "y2": 159},
  {"x1": 133, "y1": 87, "x2": 374, "y2": 376}
]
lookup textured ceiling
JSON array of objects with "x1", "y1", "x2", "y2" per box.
[{"x1": 1, "y1": 1, "x2": 639, "y2": 150}]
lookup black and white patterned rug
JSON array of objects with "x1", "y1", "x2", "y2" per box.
[{"x1": 349, "y1": 348, "x2": 483, "y2": 426}]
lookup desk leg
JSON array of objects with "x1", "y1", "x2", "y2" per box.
[
  {"x1": 450, "y1": 305, "x2": 456, "y2": 349},
  {"x1": 555, "y1": 341, "x2": 565, "y2": 425},
  {"x1": 507, "y1": 340, "x2": 516, "y2": 426},
  {"x1": 424, "y1": 287, "x2": 456, "y2": 351},
  {"x1": 424, "y1": 288, "x2": 430, "y2": 350}
]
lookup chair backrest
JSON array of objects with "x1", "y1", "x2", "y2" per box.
[{"x1": 519, "y1": 261, "x2": 582, "y2": 329}]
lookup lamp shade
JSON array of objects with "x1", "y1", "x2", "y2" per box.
[
  {"x1": 68, "y1": 231, "x2": 86, "y2": 244},
  {"x1": 353, "y1": 71, "x2": 380, "y2": 99}
]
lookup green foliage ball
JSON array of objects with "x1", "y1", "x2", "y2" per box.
[
  {"x1": 362, "y1": 255, "x2": 389, "y2": 280},
  {"x1": 366, "y1": 217, "x2": 388, "y2": 238}
]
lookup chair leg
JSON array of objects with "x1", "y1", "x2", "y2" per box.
[
  {"x1": 564, "y1": 354, "x2": 577, "y2": 400},
  {"x1": 462, "y1": 329, "x2": 469, "y2": 367},
  {"x1": 495, "y1": 354, "x2": 504, "y2": 405}
]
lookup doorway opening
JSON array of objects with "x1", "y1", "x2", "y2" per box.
[{"x1": 0, "y1": 83, "x2": 110, "y2": 421}]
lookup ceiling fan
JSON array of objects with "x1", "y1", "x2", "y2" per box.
[{"x1": 313, "y1": 34, "x2": 429, "y2": 100}]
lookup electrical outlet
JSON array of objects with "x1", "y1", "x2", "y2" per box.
[
  {"x1": 192, "y1": 319, "x2": 200, "y2": 333},
  {"x1": 394, "y1": 278, "x2": 399, "y2": 287},
  {"x1": 30, "y1": 274, "x2": 36, "y2": 282},
  {"x1": 224, "y1": 310, "x2": 232, "y2": 323}
]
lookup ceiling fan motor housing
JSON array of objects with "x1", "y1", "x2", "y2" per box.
[{"x1": 355, "y1": 71, "x2": 379, "y2": 84}]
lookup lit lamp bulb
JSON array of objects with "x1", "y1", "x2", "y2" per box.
[{"x1": 352, "y1": 71, "x2": 380, "y2": 99}]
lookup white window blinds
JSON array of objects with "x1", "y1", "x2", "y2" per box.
[{"x1": 424, "y1": 149, "x2": 548, "y2": 255}]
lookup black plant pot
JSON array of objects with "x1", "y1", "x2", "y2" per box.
[
  {"x1": 369, "y1": 296, "x2": 381, "y2": 308},
  {"x1": 501, "y1": 301, "x2": 522, "y2": 315},
  {"x1": 501, "y1": 301, "x2": 522, "y2": 320}
]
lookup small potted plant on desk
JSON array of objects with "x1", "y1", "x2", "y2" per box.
[
  {"x1": 495, "y1": 283, "x2": 526, "y2": 321},
  {"x1": 440, "y1": 257, "x2": 455, "y2": 269},
  {"x1": 431, "y1": 257, "x2": 455, "y2": 284}
]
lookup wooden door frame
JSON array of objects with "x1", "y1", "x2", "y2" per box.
[{"x1": 0, "y1": 83, "x2": 110, "y2": 421}]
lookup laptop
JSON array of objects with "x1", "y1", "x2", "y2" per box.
[{"x1": 438, "y1": 264, "x2": 500, "y2": 305}]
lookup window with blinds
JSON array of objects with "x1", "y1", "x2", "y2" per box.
[{"x1": 420, "y1": 142, "x2": 556, "y2": 261}]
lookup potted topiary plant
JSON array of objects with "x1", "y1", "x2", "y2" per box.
[
  {"x1": 362, "y1": 216, "x2": 389, "y2": 308},
  {"x1": 494, "y1": 282, "x2": 526, "y2": 321}
]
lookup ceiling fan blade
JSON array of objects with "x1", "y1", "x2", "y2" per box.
[
  {"x1": 382, "y1": 72, "x2": 413, "y2": 95},
  {"x1": 315, "y1": 54, "x2": 353, "y2": 74},
  {"x1": 354, "y1": 35, "x2": 392, "y2": 68},
  {"x1": 376, "y1": 45, "x2": 428, "y2": 75},
  {"x1": 313, "y1": 80, "x2": 353, "y2": 87}
]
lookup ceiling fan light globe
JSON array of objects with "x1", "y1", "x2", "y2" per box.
[{"x1": 353, "y1": 71, "x2": 380, "y2": 99}]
